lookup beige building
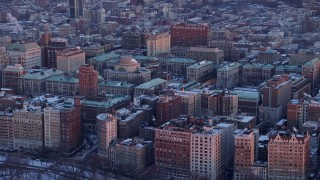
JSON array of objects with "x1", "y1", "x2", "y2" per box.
[
  {"x1": 177, "y1": 91, "x2": 201, "y2": 117},
  {"x1": 268, "y1": 132, "x2": 310, "y2": 180},
  {"x1": 98, "y1": 81, "x2": 134, "y2": 96},
  {"x1": 186, "y1": 47, "x2": 224, "y2": 64},
  {"x1": 22, "y1": 69, "x2": 64, "y2": 96},
  {"x1": 190, "y1": 128, "x2": 223, "y2": 180},
  {"x1": 57, "y1": 48, "x2": 85, "y2": 75},
  {"x1": 44, "y1": 107, "x2": 61, "y2": 149},
  {"x1": 45, "y1": 76, "x2": 79, "y2": 96},
  {"x1": 2, "y1": 64, "x2": 25, "y2": 94},
  {"x1": 146, "y1": 32, "x2": 171, "y2": 57},
  {"x1": 97, "y1": 113, "x2": 117, "y2": 157},
  {"x1": 13, "y1": 105, "x2": 44, "y2": 150},
  {"x1": 233, "y1": 129, "x2": 255, "y2": 180},
  {"x1": 216, "y1": 62, "x2": 242, "y2": 89},
  {"x1": 187, "y1": 60, "x2": 213, "y2": 83},
  {"x1": 7, "y1": 42, "x2": 42, "y2": 69}
]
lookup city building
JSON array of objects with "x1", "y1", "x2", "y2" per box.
[
  {"x1": 81, "y1": 95, "x2": 130, "y2": 130},
  {"x1": 187, "y1": 60, "x2": 214, "y2": 83},
  {"x1": 146, "y1": 32, "x2": 171, "y2": 57},
  {"x1": 43, "y1": 38, "x2": 68, "y2": 69},
  {"x1": 110, "y1": 138, "x2": 153, "y2": 174},
  {"x1": 176, "y1": 91, "x2": 202, "y2": 117},
  {"x1": 166, "y1": 57, "x2": 196, "y2": 77},
  {"x1": 302, "y1": 58, "x2": 320, "y2": 95},
  {"x1": 104, "y1": 56, "x2": 151, "y2": 85},
  {"x1": 190, "y1": 128, "x2": 223, "y2": 180},
  {"x1": 242, "y1": 63, "x2": 274, "y2": 85},
  {"x1": 45, "y1": 76, "x2": 79, "y2": 96},
  {"x1": 69, "y1": 0, "x2": 84, "y2": 18},
  {"x1": 134, "y1": 78, "x2": 167, "y2": 96},
  {"x1": 171, "y1": 23, "x2": 209, "y2": 47},
  {"x1": 251, "y1": 161, "x2": 268, "y2": 180},
  {"x1": 0, "y1": 112, "x2": 13, "y2": 150},
  {"x1": 257, "y1": 50, "x2": 280, "y2": 64},
  {"x1": 156, "y1": 95, "x2": 182, "y2": 125},
  {"x1": 56, "y1": 48, "x2": 85, "y2": 75},
  {"x1": 98, "y1": 81, "x2": 134, "y2": 96},
  {"x1": 7, "y1": 42, "x2": 41, "y2": 69},
  {"x1": 97, "y1": 113, "x2": 117, "y2": 157},
  {"x1": 185, "y1": 47, "x2": 224, "y2": 65},
  {"x1": 233, "y1": 129, "x2": 255, "y2": 180},
  {"x1": 78, "y1": 64, "x2": 99, "y2": 100},
  {"x1": 13, "y1": 105, "x2": 44, "y2": 150},
  {"x1": 83, "y1": 7, "x2": 106, "y2": 25},
  {"x1": 44, "y1": 107, "x2": 61, "y2": 149},
  {"x1": 289, "y1": 73, "x2": 311, "y2": 99},
  {"x1": 260, "y1": 75, "x2": 292, "y2": 125},
  {"x1": 122, "y1": 31, "x2": 142, "y2": 50},
  {"x1": 22, "y1": 69, "x2": 64, "y2": 96},
  {"x1": 155, "y1": 118, "x2": 192, "y2": 178},
  {"x1": 207, "y1": 91, "x2": 238, "y2": 116},
  {"x1": 116, "y1": 108, "x2": 145, "y2": 139},
  {"x1": 268, "y1": 132, "x2": 310, "y2": 180},
  {"x1": 232, "y1": 88, "x2": 262, "y2": 116},
  {"x1": 216, "y1": 62, "x2": 242, "y2": 89},
  {"x1": 1, "y1": 64, "x2": 26, "y2": 94}
]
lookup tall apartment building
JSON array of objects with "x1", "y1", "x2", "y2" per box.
[
  {"x1": 57, "y1": 48, "x2": 85, "y2": 75},
  {"x1": 122, "y1": 31, "x2": 142, "y2": 50},
  {"x1": 97, "y1": 113, "x2": 117, "y2": 157},
  {"x1": 260, "y1": 75, "x2": 292, "y2": 125},
  {"x1": 110, "y1": 138, "x2": 153, "y2": 174},
  {"x1": 268, "y1": 132, "x2": 310, "y2": 180},
  {"x1": 302, "y1": 58, "x2": 320, "y2": 95},
  {"x1": 187, "y1": 60, "x2": 214, "y2": 83},
  {"x1": 78, "y1": 64, "x2": 98, "y2": 100},
  {"x1": 216, "y1": 62, "x2": 242, "y2": 89},
  {"x1": 83, "y1": 7, "x2": 106, "y2": 25},
  {"x1": 146, "y1": 32, "x2": 170, "y2": 57},
  {"x1": 2, "y1": 64, "x2": 26, "y2": 94},
  {"x1": 13, "y1": 105, "x2": 44, "y2": 150},
  {"x1": 233, "y1": 129, "x2": 255, "y2": 180},
  {"x1": 155, "y1": 119, "x2": 192, "y2": 177},
  {"x1": 7, "y1": 42, "x2": 42, "y2": 69},
  {"x1": 177, "y1": 91, "x2": 202, "y2": 117},
  {"x1": 171, "y1": 23, "x2": 209, "y2": 47},
  {"x1": 232, "y1": 88, "x2": 262, "y2": 116},
  {"x1": 190, "y1": 128, "x2": 223, "y2": 180},
  {"x1": 0, "y1": 112, "x2": 13, "y2": 149},
  {"x1": 60, "y1": 97, "x2": 82, "y2": 153},
  {"x1": 43, "y1": 38, "x2": 68, "y2": 68},
  {"x1": 69, "y1": 0, "x2": 84, "y2": 18},
  {"x1": 44, "y1": 107, "x2": 61, "y2": 149},
  {"x1": 186, "y1": 47, "x2": 224, "y2": 64},
  {"x1": 207, "y1": 91, "x2": 238, "y2": 116},
  {"x1": 156, "y1": 95, "x2": 182, "y2": 125},
  {"x1": 116, "y1": 108, "x2": 145, "y2": 139}
]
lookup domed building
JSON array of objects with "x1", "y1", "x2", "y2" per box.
[
  {"x1": 115, "y1": 56, "x2": 140, "y2": 73},
  {"x1": 104, "y1": 56, "x2": 151, "y2": 85}
]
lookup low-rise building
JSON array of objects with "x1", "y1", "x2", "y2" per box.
[
  {"x1": 45, "y1": 76, "x2": 79, "y2": 96},
  {"x1": 187, "y1": 60, "x2": 213, "y2": 83},
  {"x1": 98, "y1": 81, "x2": 134, "y2": 96}
]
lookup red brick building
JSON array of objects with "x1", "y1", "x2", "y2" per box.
[
  {"x1": 78, "y1": 65, "x2": 98, "y2": 100},
  {"x1": 171, "y1": 23, "x2": 209, "y2": 47},
  {"x1": 155, "y1": 119, "x2": 192, "y2": 175},
  {"x1": 156, "y1": 95, "x2": 182, "y2": 125}
]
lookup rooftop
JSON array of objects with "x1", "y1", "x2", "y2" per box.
[
  {"x1": 22, "y1": 69, "x2": 64, "y2": 80},
  {"x1": 46, "y1": 76, "x2": 79, "y2": 84},
  {"x1": 187, "y1": 60, "x2": 213, "y2": 69},
  {"x1": 135, "y1": 78, "x2": 167, "y2": 90},
  {"x1": 98, "y1": 81, "x2": 134, "y2": 88},
  {"x1": 167, "y1": 57, "x2": 196, "y2": 64},
  {"x1": 7, "y1": 42, "x2": 40, "y2": 52}
]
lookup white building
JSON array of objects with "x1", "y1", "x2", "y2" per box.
[
  {"x1": 97, "y1": 113, "x2": 117, "y2": 157},
  {"x1": 44, "y1": 107, "x2": 61, "y2": 149},
  {"x1": 190, "y1": 127, "x2": 223, "y2": 180},
  {"x1": 146, "y1": 32, "x2": 171, "y2": 57},
  {"x1": 7, "y1": 42, "x2": 41, "y2": 69}
]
